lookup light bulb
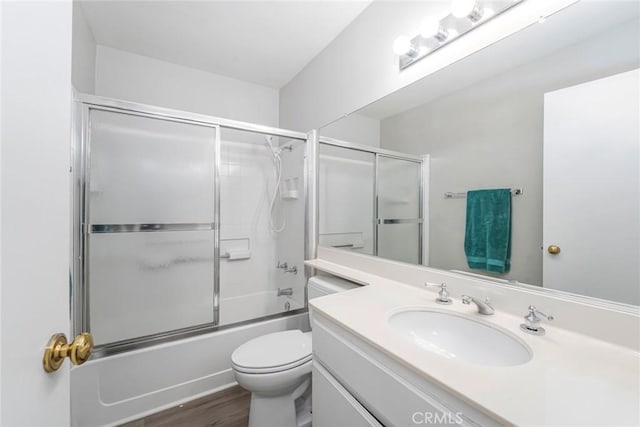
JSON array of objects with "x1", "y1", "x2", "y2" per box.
[
  {"x1": 451, "y1": 0, "x2": 476, "y2": 18},
  {"x1": 419, "y1": 16, "x2": 441, "y2": 38},
  {"x1": 393, "y1": 35, "x2": 412, "y2": 55},
  {"x1": 483, "y1": 7, "x2": 495, "y2": 19},
  {"x1": 447, "y1": 28, "x2": 460, "y2": 39}
]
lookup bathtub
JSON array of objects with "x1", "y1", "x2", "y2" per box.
[
  {"x1": 71, "y1": 310, "x2": 309, "y2": 426},
  {"x1": 219, "y1": 290, "x2": 304, "y2": 325}
]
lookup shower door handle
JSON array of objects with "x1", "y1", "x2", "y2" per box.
[
  {"x1": 42, "y1": 332, "x2": 94, "y2": 372},
  {"x1": 377, "y1": 218, "x2": 423, "y2": 224}
]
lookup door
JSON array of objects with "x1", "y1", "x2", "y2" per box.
[
  {"x1": 81, "y1": 108, "x2": 218, "y2": 348},
  {"x1": 318, "y1": 144, "x2": 376, "y2": 254},
  {"x1": 1, "y1": 1, "x2": 74, "y2": 426},
  {"x1": 543, "y1": 69, "x2": 640, "y2": 305},
  {"x1": 376, "y1": 156, "x2": 423, "y2": 264}
]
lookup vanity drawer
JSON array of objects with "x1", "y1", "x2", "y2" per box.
[
  {"x1": 313, "y1": 362, "x2": 383, "y2": 427},
  {"x1": 312, "y1": 312, "x2": 501, "y2": 427}
]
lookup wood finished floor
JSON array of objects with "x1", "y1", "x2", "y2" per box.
[{"x1": 120, "y1": 385, "x2": 251, "y2": 427}]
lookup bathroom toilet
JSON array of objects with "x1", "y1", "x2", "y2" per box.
[{"x1": 231, "y1": 275, "x2": 360, "y2": 427}]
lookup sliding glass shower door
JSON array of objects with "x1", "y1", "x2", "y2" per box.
[
  {"x1": 319, "y1": 142, "x2": 423, "y2": 264},
  {"x1": 84, "y1": 108, "x2": 218, "y2": 346},
  {"x1": 318, "y1": 144, "x2": 375, "y2": 254},
  {"x1": 376, "y1": 156, "x2": 422, "y2": 264}
]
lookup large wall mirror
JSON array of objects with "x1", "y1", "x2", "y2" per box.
[{"x1": 319, "y1": 1, "x2": 639, "y2": 307}]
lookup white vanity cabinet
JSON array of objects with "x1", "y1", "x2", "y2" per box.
[
  {"x1": 311, "y1": 310, "x2": 502, "y2": 427},
  {"x1": 313, "y1": 363, "x2": 383, "y2": 427}
]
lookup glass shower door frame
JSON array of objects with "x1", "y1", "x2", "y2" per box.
[
  {"x1": 74, "y1": 101, "x2": 221, "y2": 352},
  {"x1": 72, "y1": 94, "x2": 310, "y2": 358},
  {"x1": 318, "y1": 136, "x2": 425, "y2": 263},
  {"x1": 374, "y1": 154, "x2": 424, "y2": 263}
]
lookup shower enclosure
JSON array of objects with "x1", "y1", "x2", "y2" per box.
[
  {"x1": 72, "y1": 95, "x2": 308, "y2": 354},
  {"x1": 318, "y1": 137, "x2": 426, "y2": 265}
]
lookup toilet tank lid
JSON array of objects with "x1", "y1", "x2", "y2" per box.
[{"x1": 308, "y1": 275, "x2": 360, "y2": 295}]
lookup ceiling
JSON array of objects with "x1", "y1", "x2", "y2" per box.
[{"x1": 80, "y1": 1, "x2": 371, "y2": 89}]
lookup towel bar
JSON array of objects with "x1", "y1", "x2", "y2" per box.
[{"x1": 444, "y1": 188, "x2": 523, "y2": 199}]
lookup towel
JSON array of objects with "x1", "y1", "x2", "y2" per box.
[{"x1": 464, "y1": 189, "x2": 512, "y2": 273}]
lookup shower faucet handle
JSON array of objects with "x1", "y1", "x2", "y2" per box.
[
  {"x1": 277, "y1": 261, "x2": 288, "y2": 269},
  {"x1": 284, "y1": 266, "x2": 297, "y2": 275}
]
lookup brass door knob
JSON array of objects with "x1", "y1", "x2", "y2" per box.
[
  {"x1": 547, "y1": 245, "x2": 561, "y2": 255},
  {"x1": 43, "y1": 332, "x2": 94, "y2": 373}
]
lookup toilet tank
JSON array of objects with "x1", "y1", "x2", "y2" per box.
[
  {"x1": 308, "y1": 275, "x2": 360, "y2": 300},
  {"x1": 308, "y1": 275, "x2": 360, "y2": 331}
]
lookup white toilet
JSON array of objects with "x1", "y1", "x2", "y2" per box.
[{"x1": 231, "y1": 275, "x2": 359, "y2": 427}]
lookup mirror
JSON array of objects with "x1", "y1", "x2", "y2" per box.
[{"x1": 319, "y1": 1, "x2": 640, "y2": 306}]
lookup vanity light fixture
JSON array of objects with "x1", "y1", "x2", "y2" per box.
[
  {"x1": 451, "y1": 0, "x2": 478, "y2": 19},
  {"x1": 392, "y1": 35, "x2": 416, "y2": 56},
  {"x1": 395, "y1": 0, "x2": 526, "y2": 70},
  {"x1": 483, "y1": 7, "x2": 495, "y2": 19},
  {"x1": 420, "y1": 16, "x2": 448, "y2": 41}
]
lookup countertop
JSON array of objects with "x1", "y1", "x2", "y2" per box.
[{"x1": 306, "y1": 258, "x2": 640, "y2": 426}]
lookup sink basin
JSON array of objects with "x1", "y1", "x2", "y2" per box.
[{"x1": 388, "y1": 310, "x2": 532, "y2": 366}]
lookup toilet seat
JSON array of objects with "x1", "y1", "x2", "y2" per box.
[
  {"x1": 233, "y1": 355, "x2": 312, "y2": 374},
  {"x1": 231, "y1": 330, "x2": 312, "y2": 374}
]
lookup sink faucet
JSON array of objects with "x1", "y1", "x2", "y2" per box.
[
  {"x1": 520, "y1": 305, "x2": 554, "y2": 335},
  {"x1": 461, "y1": 295, "x2": 494, "y2": 315}
]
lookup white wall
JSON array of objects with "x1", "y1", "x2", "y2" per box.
[
  {"x1": 380, "y1": 20, "x2": 640, "y2": 286},
  {"x1": 72, "y1": 2, "x2": 96, "y2": 94},
  {"x1": 321, "y1": 113, "x2": 380, "y2": 147},
  {"x1": 280, "y1": 0, "x2": 577, "y2": 134},
  {"x1": 274, "y1": 136, "x2": 308, "y2": 307},
  {"x1": 1, "y1": 1, "x2": 73, "y2": 425},
  {"x1": 95, "y1": 45, "x2": 279, "y2": 126}
]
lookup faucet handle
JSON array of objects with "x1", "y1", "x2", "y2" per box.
[
  {"x1": 277, "y1": 261, "x2": 288, "y2": 269},
  {"x1": 525, "y1": 305, "x2": 554, "y2": 323},
  {"x1": 284, "y1": 265, "x2": 297, "y2": 275},
  {"x1": 520, "y1": 305, "x2": 554, "y2": 335},
  {"x1": 424, "y1": 283, "x2": 452, "y2": 305}
]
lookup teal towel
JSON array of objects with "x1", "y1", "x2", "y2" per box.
[{"x1": 464, "y1": 189, "x2": 511, "y2": 273}]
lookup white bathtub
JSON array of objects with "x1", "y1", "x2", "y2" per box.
[
  {"x1": 219, "y1": 290, "x2": 303, "y2": 325},
  {"x1": 71, "y1": 311, "x2": 309, "y2": 427}
]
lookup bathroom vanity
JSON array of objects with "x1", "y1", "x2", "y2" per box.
[{"x1": 306, "y1": 248, "x2": 640, "y2": 426}]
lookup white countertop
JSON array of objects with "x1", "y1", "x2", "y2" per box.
[{"x1": 306, "y1": 258, "x2": 640, "y2": 426}]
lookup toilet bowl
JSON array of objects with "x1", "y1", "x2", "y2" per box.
[
  {"x1": 231, "y1": 276, "x2": 360, "y2": 427},
  {"x1": 232, "y1": 330, "x2": 312, "y2": 427}
]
